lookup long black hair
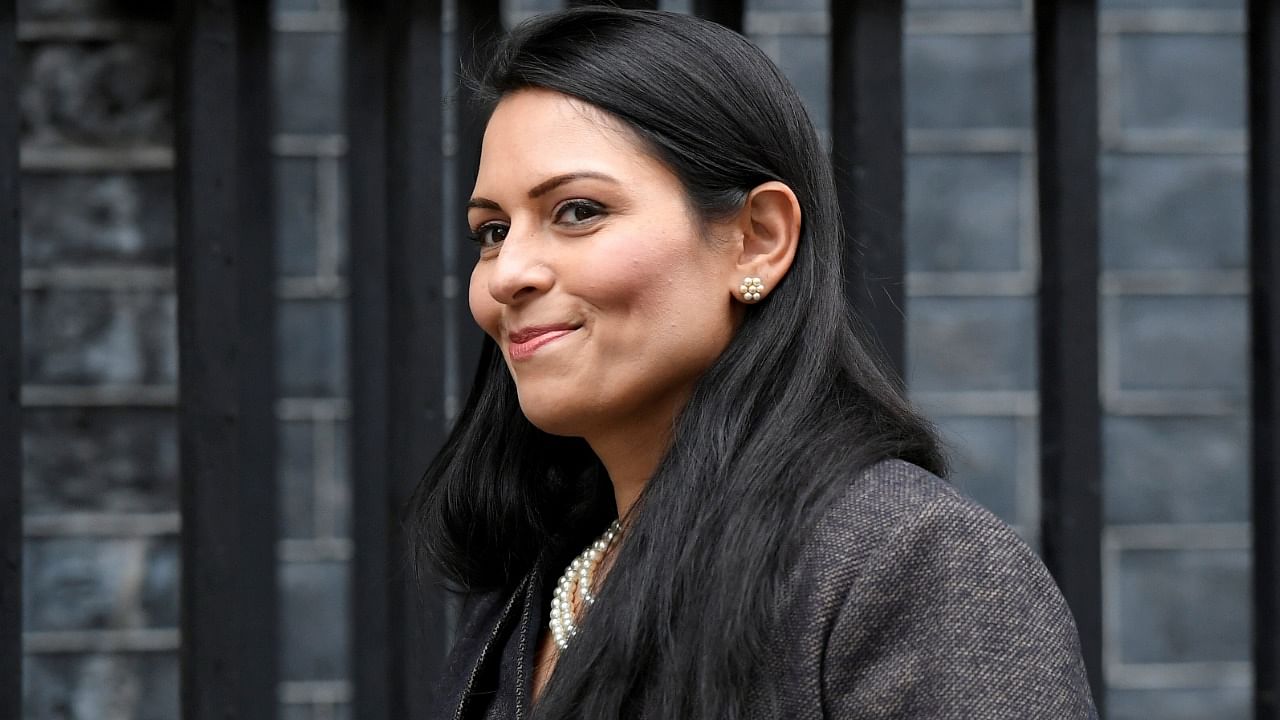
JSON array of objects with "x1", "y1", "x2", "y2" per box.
[{"x1": 408, "y1": 7, "x2": 946, "y2": 718}]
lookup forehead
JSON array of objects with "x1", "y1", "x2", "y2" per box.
[{"x1": 475, "y1": 88, "x2": 669, "y2": 189}]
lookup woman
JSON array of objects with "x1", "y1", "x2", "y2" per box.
[{"x1": 410, "y1": 7, "x2": 1098, "y2": 719}]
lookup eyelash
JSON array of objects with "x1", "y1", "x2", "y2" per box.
[
  {"x1": 467, "y1": 222, "x2": 507, "y2": 249},
  {"x1": 466, "y1": 199, "x2": 607, "y2": 249},
  {"x1": 554, "y1": 199, "x2": 606, "y2": 225}
]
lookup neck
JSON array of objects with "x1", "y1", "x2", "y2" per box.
[{"x1": 585, "y1": 409, "x2": 676, "y2": 519}]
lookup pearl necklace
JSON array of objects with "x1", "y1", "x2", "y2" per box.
[{"x1": 548, "y1": 520, "x2": 622, "y2": 651}]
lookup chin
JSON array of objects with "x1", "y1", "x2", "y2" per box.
[{"x1": 514, "y1": 388, "x2": 591, "y2": 438}]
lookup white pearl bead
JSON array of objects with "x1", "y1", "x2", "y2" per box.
[{"x1": 547, "y1": 520, "x2": 622, "y2": 652}]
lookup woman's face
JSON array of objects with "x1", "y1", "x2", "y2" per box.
[{"x1": 467, "y1": 88, "x2": 741, "y2": 438}]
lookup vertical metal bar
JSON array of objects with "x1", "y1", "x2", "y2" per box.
[
  {"x1": 176, "y1": 2, "x2": 278, "y2": 718},
  {"x1": 692, "y1": 0, "x2": 743, "y2": 33},
  {"x1": 347, "y1": 0, "x2": 394, "y2": 717},
  {"x1": 831, "y1": 0, "x2": 907, "y2": 378},
  {"x1": 1034, "y1": 0, "x2": 1104, "y2": 709},
  {"x1": 0, "y1": 1, "x2": 20, "y2": 717},
  {"x1": 235, "y1": 2, "x2": 278, "y2": 717},
  {"x1": 453, "y1": 0, "x2": 500, "y2": 393},
  {"x1": 1250, "y1": 1, "x2": 1280, "y2": 717},
  {"x1": 388, "y1": 0, "x2": 447, "y2": 715}
]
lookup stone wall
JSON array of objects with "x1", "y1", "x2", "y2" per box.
[{"x1": 17, "y1": 0, "x2": 1250, "y2": 718}]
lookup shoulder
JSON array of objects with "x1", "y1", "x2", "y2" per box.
[
  {"x1": 805, "y1": 458, "x2": 1034, "y2": 577},
  {"x1": 821, "y1": 457, "x2": 999, "y2": 539},
  {"x1": 781, "y1": 458, "x2": 1048, "y2": 623},
  {"x1": 798, "y1": 458, "x2": 1072, "y2": 641},
  {"x1": 771, "y1": 459, "x2": 1098, "y2": 717}
]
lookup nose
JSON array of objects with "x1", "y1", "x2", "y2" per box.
[{"x1": 486, "y1": 229, "x2": 554, "y2": 305}]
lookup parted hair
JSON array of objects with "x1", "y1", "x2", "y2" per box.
[{"x1": 406, "y1": 7, "x2": 946, "y2": 718}]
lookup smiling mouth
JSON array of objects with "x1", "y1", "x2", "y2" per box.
[{"x1": 508, "y1": 324, "x2": 580, "y2": 361}]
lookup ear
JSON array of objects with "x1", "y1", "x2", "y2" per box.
[{"x1": 729, "y1": 181, "x2": 800, "y2": 304}]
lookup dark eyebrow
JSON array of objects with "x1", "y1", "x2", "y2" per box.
[
  {"x1": 528, "y1": 171, "x2": 619, "y2": 198},
  {"x1": 466, "y1": 171, "x2": 620, "y2": 213},
  {"x1": 466, "y1": 197, "x2": 502, "y2": 212}
]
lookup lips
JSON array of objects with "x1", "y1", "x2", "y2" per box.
[{"x1": 508, "y1": 323, "x2": 580, "y2": 360}]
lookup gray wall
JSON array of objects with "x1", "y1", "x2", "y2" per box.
[{"x1": 16, "y1": 0, "x2": 1249, "y2": 717}]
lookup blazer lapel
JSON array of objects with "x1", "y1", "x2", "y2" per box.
[{"x1": 444, "y1": 568, "x2": 536, "y2": 720}]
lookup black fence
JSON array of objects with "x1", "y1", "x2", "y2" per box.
[{"x1": 1, "y1": 0, "x2": 1277, "y2": 718}]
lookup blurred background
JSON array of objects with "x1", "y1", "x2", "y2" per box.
[{"x1": 14, "y1": 0, "x2": 1249, "y2": 717}]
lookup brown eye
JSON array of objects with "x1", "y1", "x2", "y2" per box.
[
  {"x1": 554, "y1": 200, "x2": 605, "y2": 225},
  {"x1": 470, "y1": 223, "x2": 508, "y2": 248}
]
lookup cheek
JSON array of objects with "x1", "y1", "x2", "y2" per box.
[
  {"x1": 468, "y1": 269, "x2": 500, "y2": 338},
  {"x1": 586, "y1": 241, "x2": 728, "y2": 343},
  {"x1": 582, "y1": 260, "x2": 677, "y2": 335},
  {"x1": 583, "y1": 231, "x2": 690, "y2": 308}
]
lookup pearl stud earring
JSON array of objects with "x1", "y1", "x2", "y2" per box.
[{"x1": 739, "y1": 276, "x2": 765, "y2": 303}]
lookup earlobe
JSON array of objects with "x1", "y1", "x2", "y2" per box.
[{"x1": 733, "y1": 181, "x2": 800, "y2": 303}]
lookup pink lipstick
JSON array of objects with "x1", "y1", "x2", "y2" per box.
[{"x1": 508, "y1": 324, "x2": 579, "y2": 361}]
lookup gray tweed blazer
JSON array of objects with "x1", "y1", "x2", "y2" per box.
[{"x1": 431, "y1": 459, "x2": 1099, "y2": 719}]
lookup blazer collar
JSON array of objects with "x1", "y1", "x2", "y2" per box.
[{"x1": 448, "y1": 553, "x2": 551, "y2": 720}]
